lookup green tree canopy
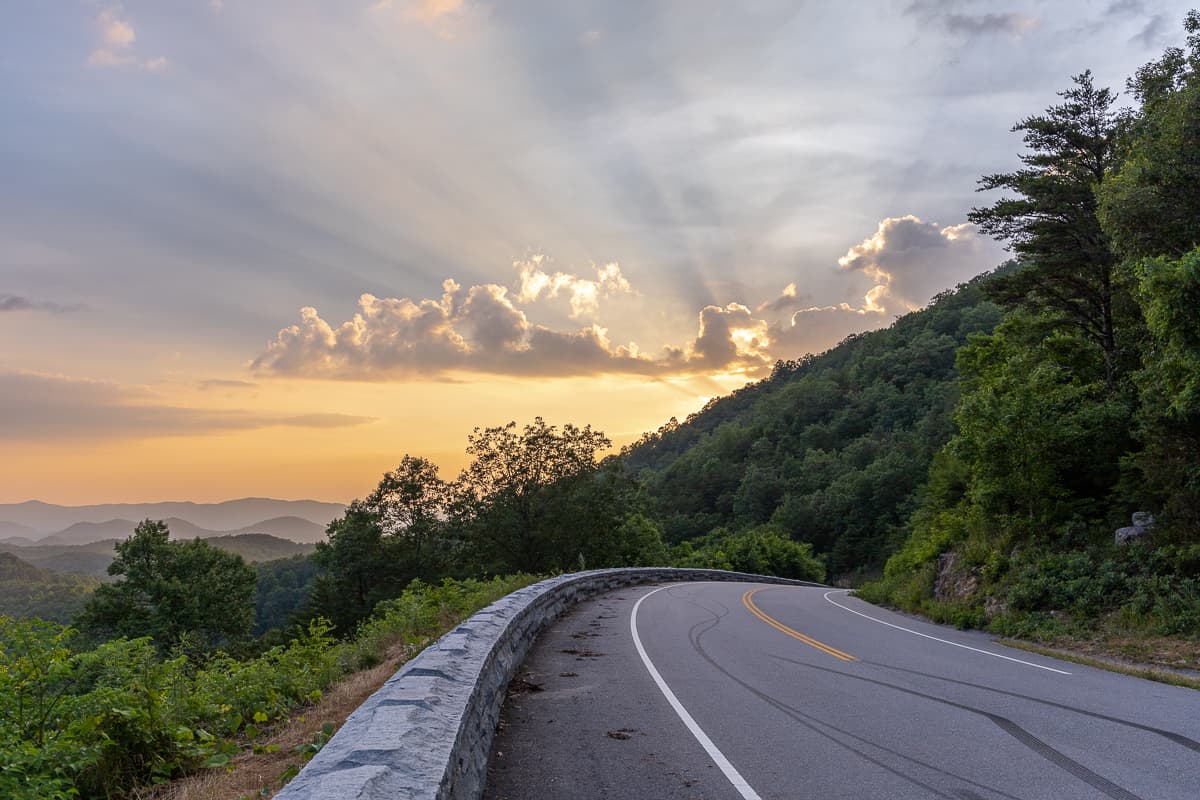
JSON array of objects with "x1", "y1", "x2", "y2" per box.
[
  {"x1": 1100, "y1": 12, "x2": 1200, "y2": 260},
  {"x1": 455, "y1": 417, "x2": 657, "y2": 574},
  {"x1": 969, "y1": 71, "x2": 1130, "y2": 388},
  {"x1": 75, "y1": 520, "x2": 256, "y2": 653}
]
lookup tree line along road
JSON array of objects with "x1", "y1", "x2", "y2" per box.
[{"x1": 484, "y1": 582, "x2": 1200, "y2": 800}]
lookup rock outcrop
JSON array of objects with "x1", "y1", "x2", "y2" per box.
[{"x1": 1115, "y1": 512, "x2": 1156, "y2": 545}]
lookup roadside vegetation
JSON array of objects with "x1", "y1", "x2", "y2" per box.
[{"x1": 856, "y1": 13, "x2": 1200, "y2": 660}]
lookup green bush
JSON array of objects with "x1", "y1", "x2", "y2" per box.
[{"x1": 672, "y1": 525, "x2": 825, "y2": 582}]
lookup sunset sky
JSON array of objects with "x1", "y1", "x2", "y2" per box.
[{"x1": 1, "y1": 0, "x2": 1191, "y2": 504}]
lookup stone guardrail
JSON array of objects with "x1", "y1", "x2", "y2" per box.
[{"x1": 275, "y1": 567, "x2": 824, "y2": 800}]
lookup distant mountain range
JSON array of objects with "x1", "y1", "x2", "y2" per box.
[
  {"x1": 0, "y1": 533, "x2": 317, "y2": 578},
  {"x1": 30, "y1": 515, "x2": 328, "y2": 546},
  {"x1": 0, "y1": 498, "x2": 344, "y2": 542}
]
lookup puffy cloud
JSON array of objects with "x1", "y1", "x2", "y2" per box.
[
  {"x1": 252, "y1": 282, "x2": 650, "y2": 378},
  {"x1": 514, "y1": 255, "x2": 633, "y2": 319},
  {"x1": 836, "y1": 215, "x2": 996, "y2": 314},
  {"x1": 253, "y1": 280, "x2": 771, "y2": 380},
  {"x1": 757, "y1": 215, "x2": 1002, "y2": 360},
  {"x1": 668, "y1": 304, "x2": 772, "y2": 371},
  {"x1": 0, "y1": 372, "x2": 374, "y2": 440},
  {"x1": 88, "y1": 9, "x2": 167, "y2": 71}
]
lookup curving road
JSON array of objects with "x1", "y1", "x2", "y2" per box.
[{"x1": 484, "y1": 581, "x2": 1200, "y2": 800}]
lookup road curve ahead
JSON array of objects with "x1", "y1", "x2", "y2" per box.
[{"x1": 484, "y1": 582, "x2": 1200, "y2": 800}]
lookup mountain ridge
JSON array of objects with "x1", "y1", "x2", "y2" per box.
[{"x1": 0, "y1": 498, "x2": 344, "y2": 539}]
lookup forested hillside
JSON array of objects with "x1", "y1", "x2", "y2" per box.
[
  {"x1": 0, "y1": 552, "x2": 99, "y2": 623},
  {"x1": 857, "y1": 15, "x2": 1200, "y2": 647},
  {"x1": 624, "y1": 275, "x2": 1003, "y2": 577}
]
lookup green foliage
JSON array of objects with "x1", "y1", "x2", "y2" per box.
[
  {"x1": 254, "y1": 555, "x2": 319, "y2": 636},
  {"x1": 997, "y1": 544, "x2": 1200, "y2": 636},
  {"x1": 75, "y1": 520, "x2": 257, "y2": 655},
  {"x1": 865, "y1": 19, "x2": 1200, "y2": 626},
  {"x1": 0, "y1": 573, "x2": 537, "y2": 799},
  {"x1": 1126, "y1": 249, "x2": 1200, "y2": 536},
  {"x1": 672, "y1": 525, "x2": 825, "y2": 582},
  {"x1": 1099, "y1": 11, "x2": 1200, "y2": 261}
]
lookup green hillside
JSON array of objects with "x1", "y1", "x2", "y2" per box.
[
  {"x1": 624, "y1": 273, "x2": 1004, "y2": 578},
  {"x1": 0, "y1": 552, "x2": 100, "y2": 623}
]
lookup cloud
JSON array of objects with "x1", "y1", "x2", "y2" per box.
[
  {"x1": 252, "y1": 215, "x2": 1001, "y2": 381},
  {"x1": 252, "y1": 277, "x2": 772, "y2": 380},
  {"x1": 665, "y1": 304, "x2": 772, "y2": 371},
  {"x1": 836, "y1": 215, "x2": 995, "y2": 313},
  {"x1": 0, "y1": 372, "x2": 374, "y2": 440},
  {"x1": 945, "y1": 13, "x2": 1038, "y2": 36},
  {"x1": 0, "y1": 294, "x2": 85, "y2": 313},
  {"x1": 88, "y1": 8, "x2": 167, "y2": 71},
  {"x1": 1105, "y1": 0, "x2": 1145, "y2": 16},
  {"x1": 1130, "y1": 14, "x2": 1168, "y2": 48},
  {"x1": 755, "y1": 215, "x2": 1002, "y2": 360},
  {"x1": 756, "y1": 282, "x2": 813, "y2": 315},
  {"x1": 907, "y1": 3, "x2": 1038, "y2": 37},
  {"x1": 513, "y1": 255, "x2": 633, "y2": 319}
]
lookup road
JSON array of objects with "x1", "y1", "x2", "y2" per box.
[{"x1": 483, "y1": 581, "x2": 1200, "y2": 800}]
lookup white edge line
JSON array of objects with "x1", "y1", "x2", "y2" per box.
[
  {"x1": 631, "y1": 585, "x2": 764, "y2": 800},
  {"x1": 822, "y1": 590, "x2": 1072, "y2": 676}
]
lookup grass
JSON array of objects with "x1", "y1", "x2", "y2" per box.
[{"x1": 998, "y1": 637, "x2": 1200, "y2": 691}]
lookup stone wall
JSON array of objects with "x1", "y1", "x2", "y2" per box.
[{"x1": 275, "y1": 568, "x2": 822, "y2": 800}]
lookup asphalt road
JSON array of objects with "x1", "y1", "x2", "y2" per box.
[{"x1": 483, "y1": 581, "x2": 1200, "y2": 800}]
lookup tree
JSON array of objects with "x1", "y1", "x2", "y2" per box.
[
  {"x1": 455, "y1": 418, "x2": 653, "y2": 574},
  {"x1": 75, "y1": 520, "x2": 256, "y2": 653},
  {"x1": 969, "y1": 71, "x2": 1128, "y2": 389},
  {"x1": 307, "y1": 502, "x2": 390, "y2": 634},
  {"x1": 365, "y1": 455, "x2": 450, "y2": 579},
  {"x1": 308, "y1": 458, "x2": 453, "y2": 633},
  {"x1": 1099, "y1": 12, "x2": 1200, "y2": 260}
]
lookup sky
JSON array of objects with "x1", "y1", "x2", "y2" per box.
[{"x1": 1, "y1": 0, "x2": 1192, "y2": 505}]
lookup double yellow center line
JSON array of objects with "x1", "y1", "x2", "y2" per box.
[{"x1": 742, "y1": 589, "x2": 857, "y2": 662}]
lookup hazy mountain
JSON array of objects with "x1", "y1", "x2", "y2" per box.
[
  {"x1": 1, "y1": 532, "x2": 316, "y2": 578},
  {"x1": 203, "y1": 534, "x2": 316, "y2": 562},
  {"x1": 39, "y1": 520, "x2": 139, "y2": 546},
  {"x1": 0, "y1": 540, "x2": 119, "y2": 578},
  {"x1": 38, "y1": 515, "x2": 328, "y2": 546},
  {"x1": 0, "y1": 498, "x2": 345, "y2": 538},
  {"x1": 227, "y1": 516, "x2": 326, "y2": 544},
  {"x1": 0, "y1": 520, "x2": 38, "y2": 539}
]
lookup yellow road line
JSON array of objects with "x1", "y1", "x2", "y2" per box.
[{"x1": 742, "y1": 589, "x2": 857, "y2": 662}]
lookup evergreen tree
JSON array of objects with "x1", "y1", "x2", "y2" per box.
[{"x1": 969, "y1": 71, "x2": 1128, "y2": 388}]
